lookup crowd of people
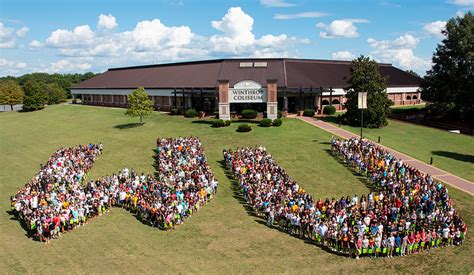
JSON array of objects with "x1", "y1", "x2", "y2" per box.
[
  {"x1": 223, "y1": 138, "x2": 466, "y2": 258},
  {"x1": 11, "y1": 137, "x2": 217, "y2": 243}
]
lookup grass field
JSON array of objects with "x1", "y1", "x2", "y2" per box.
[
  {"x1": 321, "y1": 116, "x2": 474, "y2": 182},
  {"x1": 0, "y1": 104, "x2": 473, "y2": 274}
]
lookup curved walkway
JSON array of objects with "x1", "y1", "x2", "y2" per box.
[{"x1": 298, "y1": 116, "x2": 474, "y2": 195}]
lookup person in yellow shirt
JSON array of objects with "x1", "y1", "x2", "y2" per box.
[{"x1": 132, "y1": 195, "x2": 139, "y2": 211}]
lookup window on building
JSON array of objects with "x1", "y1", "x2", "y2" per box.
[
  {"x1": 406, "y1": 95, "x2": 411, "y2": 100},
  {"x1": 412, "y1": 95, "x2": 418, "y2": 100},
  {"x1": 322, "y1": 99, "x2": 330, "y2": 105},
  {"x1": 332, "y1": 99, "x2": 340, "y2": 105}
]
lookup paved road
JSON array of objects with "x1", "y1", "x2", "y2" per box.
[{"x1": 298, "y1": 116, "x2": 474, "y2": 195}]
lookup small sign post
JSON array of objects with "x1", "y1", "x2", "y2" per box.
[{"x1": 358, "y1": 92, "x2": 368, "y2": 139}]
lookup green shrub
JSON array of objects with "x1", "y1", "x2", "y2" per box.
[
  {"x1": 260, "y1": 118, "x2": 272, "y2": 127},
  {"x1": 323, "y1": 105, "x2": 336, "y2": 115},
  {"x1": 303, "y1": 109, "x2": 315, "y2": 117},
  {"x1": 170, "y1": 108, "x2": 179, "y2": 115},
  {"x1": 237, "y1": 124, "x2": 252, "y2": 132},
  {"x1": 185, "y1": 108, "x2": 199, "y2": 118},
  {"x1": 212, "y1": 119, "x2": 225, "y2": 128},
  {"x1": 224, "y1": 120, "x2": 232, "y2": 126},
  {"x1": 272, "y1": 118, "x2": 283, "y2": 127},
  {"x1": 277, "y1": 110, "x2": 283, "y2": 119},
  {"x1": 241, "y1": 109, "x2": 258, "y2": 119}
]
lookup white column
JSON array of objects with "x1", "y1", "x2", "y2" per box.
[
  {"x1": 267, "y1": 102, "x2": 278, "y2": 120},
  {"x1": 219, "y1": 103, "x2": 230, "y2": 121}
]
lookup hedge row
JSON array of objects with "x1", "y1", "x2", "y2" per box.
[
  {"x1": 323, "y1": 105, "x2": 336, "y2": 115},
  {"x1": 303, "y1": 109, "x2": 315, "y2": 117},
  {"x1": 241, "y1": 109, "x2": 258, "y2": 119},
  {"x1": 212, "y1": 119, "x2": 232, "y2": 128},
  {"x1": 237, "y1": 124, "x2": 252, "y2": 132},
  {"x1": 185, "y1": 109, "x2": 199, "y2": 118},
  {"x1": 259, "y1": 118, "x2": 283, "y2": 127}
]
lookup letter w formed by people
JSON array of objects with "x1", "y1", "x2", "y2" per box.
[
  {"x1": 10, "y1": 137, "x2": 218, "y2": 242},
  {"x1": 222, "y1": 139, "x2": 466, "y2": 259}
]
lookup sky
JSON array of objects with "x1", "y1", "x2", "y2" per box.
[{"x1": 0, "y1": 0, "x2": 472, "y2": 76}]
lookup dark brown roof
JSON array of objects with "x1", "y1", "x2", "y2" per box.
[{"x1": 72, "y1": 58, "x2": 422, "y2": 89}]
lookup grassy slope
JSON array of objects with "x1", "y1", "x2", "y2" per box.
[
  {"x1": 0, "y1": 104, "x2": 472, "y2": 274},
  {"x1": 321, "y1": 116, "x2": 474, "y2": 182}
]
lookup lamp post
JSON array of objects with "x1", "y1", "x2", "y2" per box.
[{"x1": 358, "y1": 92, "x2": 367, "y2": 139}]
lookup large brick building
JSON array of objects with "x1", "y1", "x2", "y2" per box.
[{"x1": 71, "y1": 58, "x2": 422, "y2": 119}]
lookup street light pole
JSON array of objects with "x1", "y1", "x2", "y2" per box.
[{"x1": 358, "y1": 91, "x2": 367, "y2": 140}]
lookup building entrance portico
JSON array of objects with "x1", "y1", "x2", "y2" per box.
[
  {"x1": 230, "y1": 103, "x2": 266, "y2": 113},
  {"x1": 218, "y1": 79, "x2": 278, "y2": 120}
]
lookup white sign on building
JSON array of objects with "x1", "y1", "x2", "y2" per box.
[{"x1": 229, "y1": 80, "x2": 267, "y2": 103}]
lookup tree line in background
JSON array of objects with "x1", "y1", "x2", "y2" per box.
[
  {"x1": 421, "y1": 11, "x2": 473, "y2": 123},
  {"x1": 342, "y1": 12, "x2": 472, "y2": 128},
  {"x1": 0, "y1": 72, "x2": 95, "y2": 111}
]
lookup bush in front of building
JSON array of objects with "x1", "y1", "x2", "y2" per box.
[
  {"x1": 323, "y1": 105, "x2": 336, "y2": 115},
  {"x1": 170, "y1": 108, "x2": 179, "y2": 115},
  {"x1": 303, "y1": 109, "x2": 315, "y2": 117},
  {"x1": 272, "y1": 118, "x2": 283, "y2": 127},
  {"x1": 185, "y1": 108, "x2": 199, "y2": 118},
  {"x1": 260, "y1": 118, "x2": 272, "y2": 127},
  {"x1": 237, "y1": 123, "x2": 252, "y2": 132},
  {"x1": 277, "y1": 110, "x2": 283, "y2": 119},
  {"x1": 212, "y1": 119, "x2": 225, "y2": 127},
  {"x1": 224, "y1": 120, "x2": 232, "y2": 126},
  {"x1": 241, "y1": 109, "x2": 258, "y2": 119}
]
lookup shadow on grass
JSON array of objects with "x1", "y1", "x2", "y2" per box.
[
  {"x1": 217, "y1": 159, "x2": 351, "y2": 258},
  {"x1": 323, "y1": 148, "x2": 379, "y2": 192},
  {"x1": 432, "y1": 151, "x2": 474, "y2": 164},
  {"x1": 7, "y1": 210, "x2": 34, "y2": 239},
  {"x1": 114, "y1": 122, "x2": 143, "y2": 130},
  {"x1": 191, "y1": 120, "x2": 214, "y2": 125},
  {"x1": 312, "y1": 140, "x2": 332, "y2": 145},
  {"x1": 232, "y1": 119, "x2": 261, "y2": 125},
  {"x1": 218, "y1": 160, "x2": 260, "y2": 219}
]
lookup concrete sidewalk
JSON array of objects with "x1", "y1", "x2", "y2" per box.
[{"x1": 298, "y1": 116, "x2": 474, "y2": 195}]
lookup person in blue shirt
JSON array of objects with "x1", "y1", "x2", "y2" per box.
[{"x1": 395, "y1": 234, "x2": 402, "y2": 256}]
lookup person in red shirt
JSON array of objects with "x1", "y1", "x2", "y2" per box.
[{"x1": 408, "y1": 232, "x2": 415, "y2": 255}]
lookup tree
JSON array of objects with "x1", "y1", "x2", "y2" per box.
[
  {"x1": 46, "y1": 83, "x2": 67, "y2": 105},
  {"x1": 342, "y1": 55, "x2": 393, "y2": 128},
  {"x1": 125, "y1": 87, "x2": 153, "y2": 124},
  {"x1": 405, "y1": 70, "x2": 420, "y2": 78},
  {"x1": 421, "y1": 12, "x2": 474, "y2": 121},
  {"x1": 0, "y1": 72, "x2": 96, "y2": 99},
  {"x1": 22, "y1": 80, "x2": 47, "y2": 111},
  {"x1": 0, "y1": 80, "x2": 24, "y2": 111}
]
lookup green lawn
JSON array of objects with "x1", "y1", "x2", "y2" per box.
[
  {"x1": 390, "y1": 103, "x2": 426, "y2": 110},
  {"x1": 321, "y1": 116, "x2": 474, "y2": 182},
  {"x1": 0, "y1": 104, "x2": 473, "y2": 274}
]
